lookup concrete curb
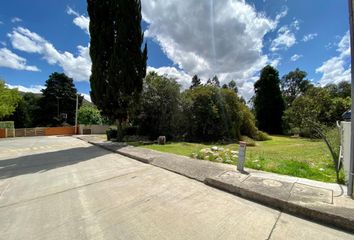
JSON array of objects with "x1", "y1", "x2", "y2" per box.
[
  {"x1": 204, "y1": 177, "x2": 354, "y2": 233},
  {"x1": 76, "y1": 136, "x2": 354, "y2": 233},
  {"x1": 85, "y1": 140, "x2": 153, "y2": 164}
]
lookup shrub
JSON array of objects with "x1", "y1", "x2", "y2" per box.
[
  {"x1": 193, "y1": 146, "x2": 239, "y2": 165},
  {"x1": 241, "y1": 136, "x2": 256, "y2": 147},
  {"x1": 78, "y1": 105, "x2": 103, "y2": 125},
  {"x1": 254, "y1": 131, "x2": 271, "y2": 141},
  {"x1": 0, "y1": 121, "x2": 14, "y2": 129},
  {"x1": 106, "y1": 128, "x2": 117, "y2": 141}
]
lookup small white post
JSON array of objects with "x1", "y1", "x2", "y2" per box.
[
  {"x1": 237, "y1": 141, "x2": 247, "y2": 172},
  {"x1": 75, "y1": 94, "x2": 79, "y2": 135}
]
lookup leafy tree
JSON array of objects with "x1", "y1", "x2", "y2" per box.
[
  {"x1": 88, "y1": 0, "x2": 147, "y2": 140},
  {"x1": 228, "y1": 80, "x2": 238, "y2": 94},
  {"x1": 283, "y1": 86, "x2": 350, "y2": 137},
  {"x1": 281, "y1": 68, "x2": 312, "y2": 106},
  {"x1": 7, "y1": 93, "x2": 40, "y2": 128},
  {"x1": 37, "y1": 73, "x2": 83, "y2": 126},
  {"x1": 325, "y1": 81, "x2": 351, "y2": 98},
  {"x1": 0, "y1": 80, "x2": 21, "y2": 119},
  {"x1": 222, "y1": 84, "x2": 228, "y2": 89},
  {"x1": 206, "y1": 75, "x2": 220, "y2": 87},
  {"x1": 182, "y1": 86, "x2": 243, "y2": 141},
  {"x1": 78, "y1": 105, "x2": 103, "y2": 125},
  {"x1": 190, "y1": 75, "x2": 201, "y2": 89},
  {"x1": 254, "y1": 65, "x2": 285, "y2": 134},
  {"x1": 136, "y1": 72, "x2": 181, "y2": 139}
]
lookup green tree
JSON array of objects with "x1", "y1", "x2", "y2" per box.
[
  {"x1": 78, "y1": 105, "x2": 103, "y2": 125},
  {"x1": 0, "y1": 80, "x2": 21, "y2": 119},
  {"x1": 182, "y1": 86, "x2": 244, "y2": 141},
  {"x1": 325, "y1": 81, "x2": 351, "y2": 98},
  {"x1": 228, "y1": 80, "x2": 238, "y2": 94},
  {"x1": 190, "y1": 75, "x2": 201, "y2": 89},
  {"x1": 37, "y1": 73, "x2": 83, "y2": 126},
  {"x1": 8, "y1": 93, "x2": 40, "y2": 128},
  {"x1": 254, "y1": 65, "x2": 285, "y2": 134},
  {"x1": 88, "y1": 0, "x2": 147, "y2": 141},
  {"x1": 206, "y1": 75, "x2": 220, "y2": 87},
  {"x1": 283, "y1": 86, "x2": 350, "y2": 137},
  {"x1": 281, "y1": 68, "x2": 312, "y2": 106},
  {"x1": 136, "y1": 72, "x2": 181, "y2": 139}
]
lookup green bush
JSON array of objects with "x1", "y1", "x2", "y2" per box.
[
  {"x1": 241, "y1": 136, "x2": 256, "y2": 147},
  {"x1": 106, "y1": 128, "x2": 117, "y2": 141},
  {"x1": 254, "y1": 131, "x2": 271, "y2": 141},
  {"x1": 0, "y1": 121, "x2": 14, "y2": 129},
  {"x1": 78, "y1": 105, "x2": 103, "y2": 125}
]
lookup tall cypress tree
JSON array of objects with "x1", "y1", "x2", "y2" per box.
[
  {"x1": 87, "y1": 0, "x2": 147, "y2": 140},
  {"x1": 254, "y1": 65, "x2": 284, "y2": 134}
]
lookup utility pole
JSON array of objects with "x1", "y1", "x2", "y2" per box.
[
  {"x1": 75, "y1": 94, "x2": 79, "y2": 135},
  {"x1": 348, "y1": 0, "x2": 354, "y2": 197}
]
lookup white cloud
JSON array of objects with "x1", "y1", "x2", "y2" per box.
[
  {"x1": 11, "y1": 17, "x2": 22, "y2": 23},
  {"x1": 316, "y1": 31, "x2": 351, "y2": 86},
  {"x1": 80, "y1": 93, "x2": 92, "y2": 102},
  {"x1": 147, "y1": 66, "x2": 192, "y2": 89},
  {"x1": 290, "y1": 54, "x2": 302, "y2": 62},
  {"x1": 0, "y1": 48, "x2": 39, "y2": 71},
  {"x1": 142, "y1": 0, "x2": 280, "y2": 100},
  {"x1": 275, "y1": 7, "x2": 288, "y2": 22},
  {"x1": 302, "y1": 33, "x2": 318, "y2": 42},
  {"x1": 290, "y1": 19, "x2": 300, "y2": 31},
  {"x1": 66, "y1": 7, "x2": 90, "y2": 34},
  {"x1": 6, "y1": 83, "x2": 44, "y2": 93},
  {"x1": 8, "y1": 27, "x2": 91, "y2": 81},
  {"x1": 270, "y1": 26, "x2": 296, "y2": 51}
]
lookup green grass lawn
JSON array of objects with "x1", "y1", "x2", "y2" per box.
[{"x1": 134, "y1": 136, "x2": 343, "y2": 183}]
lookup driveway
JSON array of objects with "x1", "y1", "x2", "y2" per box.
[{"x1": 0, "y1": 136, "x2": 353, "y2": 240}]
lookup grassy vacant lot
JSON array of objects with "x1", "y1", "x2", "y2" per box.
[{"x1": 136, "y1": 136, "x2": 342, "y2": 183}]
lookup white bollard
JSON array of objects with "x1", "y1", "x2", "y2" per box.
[{"x1": 237, "y1": 141, "x2": 247, "y2": 172}]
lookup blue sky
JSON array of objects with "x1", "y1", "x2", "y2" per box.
[{"x1": 0, "y1": 0, "x2": 350, "y2": 101}]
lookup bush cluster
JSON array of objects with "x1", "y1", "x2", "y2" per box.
[{"x1": 132, "y1": 72, "x2": 267, "y2": 143}]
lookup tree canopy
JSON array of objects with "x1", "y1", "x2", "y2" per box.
[
  {"x1": 6, "y1": 93, "x2": 39, "y2": 128},
  {"x1": 135, "y1": 72, "x2": 181, "y2": 139},
  {"x1": 88, "y1": 0, "x2": 147, "y2": 140},
  {"x1": 283, "y1": 85, "x2": 351, "y2": 136},
  {"x1": 281, "y1": 68, "x2": 312, "y2": 106},
  {"x1": 0, "y1": 80, "x2": 21, "y2": 119},
  {"x1": 37, "y1": 73, "x2": 82, "y2": 126},
  {"x1": 254, "y1": 65, "x2": 285, "y2": 134},
  {"x1": 78, "y1": 105, "x2": 103, "y2": 125}
]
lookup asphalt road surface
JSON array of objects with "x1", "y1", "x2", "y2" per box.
[{"x1": 0, "y1": 136, "x2": 353, "y2": 240}]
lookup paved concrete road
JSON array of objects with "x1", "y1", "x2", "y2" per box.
[{"x1": 0, "y1": 136, "x2": 353, "y2": 240}]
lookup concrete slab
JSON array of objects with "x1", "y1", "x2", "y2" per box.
[
  {"x1": 242, "y1": 176, "x2": 294, "y2": 202},
  {"x1": 76, "y1": 136, "x2": 354, "y2": 234},
  {"x1": 289, "y1": 183, "x2": 333, "y2": 204}
]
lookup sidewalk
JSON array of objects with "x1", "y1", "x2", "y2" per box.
[{"x1": 76, "y1": 135, "x2": 354, "y2": 233}]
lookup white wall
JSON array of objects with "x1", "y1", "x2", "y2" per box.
[
  {"x1": 78, "y1": 125, "x2": 111, "y2": 134},
  {"x1": 341, "y1": 121, "x2": 351, "y2": 182}
]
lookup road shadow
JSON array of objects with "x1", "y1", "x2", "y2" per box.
[{"x1": 0, "y1": 145, "x2": 111, "y2": 179}]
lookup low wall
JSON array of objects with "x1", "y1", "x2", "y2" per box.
[
  {"x1": 0, "y1": 129, "x2": 5, "y2": 138},
  {"x1": 45, "y1": 127, "x2": 76, "y2": 136},
  {"x1": 78, "y1": 125, "x2": 111, "y2": 135},
  {"x1": 0, "y1": 126, "x2": 75, "y2": 138}
]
